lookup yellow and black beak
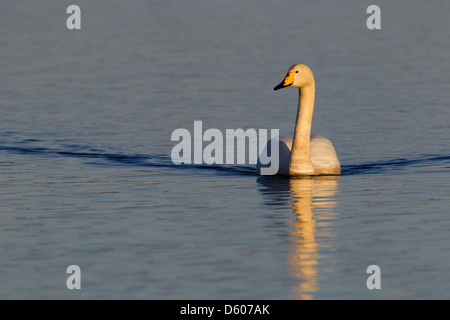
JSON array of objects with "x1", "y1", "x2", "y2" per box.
[{"x1": 274, "y1": 71, "x2": 295, "y2": 91}]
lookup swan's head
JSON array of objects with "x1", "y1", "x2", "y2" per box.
[{"x1": 274, "y1": 64, "x2": 314, "y2": 91}]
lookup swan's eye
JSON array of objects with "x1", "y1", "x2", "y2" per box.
[{"x1": 295, "y1": 71, "x2": 299, "y2": 73}]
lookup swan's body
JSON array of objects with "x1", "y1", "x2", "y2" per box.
[
  {"x1": 273, "y1": 135, "x2": 340, "y2": 176},
  {"x1": 257, "y1": 64, "x2": 340, "y2": 176}
]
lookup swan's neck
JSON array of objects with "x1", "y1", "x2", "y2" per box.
[{"x1": 289, "y1": 82, "x2": 315, "y2": 175}]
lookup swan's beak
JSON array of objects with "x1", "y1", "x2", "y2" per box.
[{"x1": 274, "y1": 71, "x2": 295, "y2": 91}]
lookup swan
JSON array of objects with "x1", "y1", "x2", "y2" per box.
[{"x1": 257, "y1": 64, "x2": 340, "y2": 176}]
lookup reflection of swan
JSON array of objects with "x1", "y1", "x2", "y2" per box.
[
  {"x1": 257, "y1": 176, "x2": 339, "y2": 299},
  {"x1": 257, "y1": 64, "x2": 340, "y2": 176}
]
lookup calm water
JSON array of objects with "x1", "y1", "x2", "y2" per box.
[{"x1": 1, "y1": 0, "x2": 450, "y2": 299}]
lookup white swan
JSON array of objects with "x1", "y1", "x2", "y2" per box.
[{"x1": 257, "y1": 64, "x2": 340, "y2": 176}]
